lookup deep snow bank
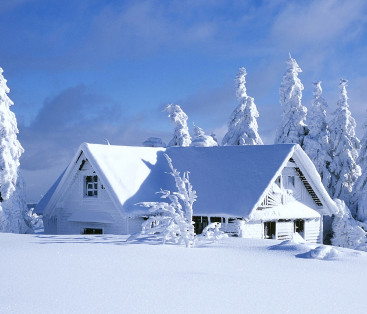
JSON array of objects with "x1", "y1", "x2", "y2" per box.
[{"x1": 1, "y1": 234, "x2": 367, "y2": 314}]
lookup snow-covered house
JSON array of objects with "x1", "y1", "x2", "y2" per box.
[{"x1": 38, "y1": 143, "x2": 336, "y2": 243}]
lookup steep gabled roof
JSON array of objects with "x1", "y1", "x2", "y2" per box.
[{"x1": 40, "y1": 143, "x2": 336, "y2": 218}]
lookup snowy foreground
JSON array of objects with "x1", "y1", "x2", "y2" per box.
[{"x1": 1, "y1": 234, "x2": 367, "y2": 314}]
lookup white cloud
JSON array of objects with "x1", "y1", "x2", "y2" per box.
[{"x1": 271, "y1": 0, "x2": 367, "y2": 47}]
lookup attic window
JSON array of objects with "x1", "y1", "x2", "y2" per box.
[
  {"x1": 288, "y1": 176, "x2": 295, "y2": 187},
  {"x1": 85, "y1": 175, "x2": 98, "y2": 197}
]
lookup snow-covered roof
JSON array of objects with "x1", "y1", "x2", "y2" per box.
[
  {"x1": 249, "y1": 200, "x2": 321, "y2": 220},
  {"x1": 41, "y1": 143, "x2": 336, "y2": 218}
]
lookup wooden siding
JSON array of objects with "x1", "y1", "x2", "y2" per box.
[
  {"x1": 277, "y1": 221, "x2": 293, "y2": 240},
  {"x1": 240, "y1": 222, "x2": 263, "y2": 239},
  {"x1": 304, "y1": 218, "x2": 322, "y2": 244}
]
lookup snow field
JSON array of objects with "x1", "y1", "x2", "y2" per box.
[{"x1": 1, "y1": 234, "x2": 367, "y2": 314}]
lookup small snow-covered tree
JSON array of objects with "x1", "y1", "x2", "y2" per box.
[
  {"x1": 137, "y1": 153, "x2": 196, "y2": 248},
  {"x1": 191, "y1": 124, "x2": 218, "y2": 147},
  {"x1": 328, "y1": 79, "x2": 361, "y2": 205},
  {"x1": 303, "y1": 81, "x2": 331, "y2": 187},
  {"x1": 274, "y1": 54, "x2": 308, "y2": 146},
  {"x1": 222, "y1": 67, "x2": 263, "y2": 146},
  {"x1": 0, "y1": 67, "x2": 30, "y2": 233},
  {"x1": 164, "y1": 104, "x2": 191, "y2": 147},
  {"x1": 351, "y1": 111, "x2": 367, "y2": 220}
]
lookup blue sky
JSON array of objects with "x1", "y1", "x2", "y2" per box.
[{"x1": 1, "y1": 0, "x2": 367, "y2": 201}]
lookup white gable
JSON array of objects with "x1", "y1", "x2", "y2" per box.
[{"x1": 41, "y1": 143, "x2": 336, "y2": 219}]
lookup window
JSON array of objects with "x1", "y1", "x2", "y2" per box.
[
  {"x1": 192, "y1": 216, "x2": 209, "y2": 235},
  {"x1": 82, "y1": 228, "x2": 103, "y2": 234},
  {"x1": 85, "y1": 175, "x2": 98, "y2": 197},
  {"x1": 210, "y1": 217, "x2": 222, "y2": 223},
  {"x1": 264, "y1": 221, "x2": 276, "y2": 239},
  {"x1": 288, "y1": 176, "x2": 295, "y2": 187},
  {"x1": 294, "y1": 219, "x2": 304, "y2": 235}
]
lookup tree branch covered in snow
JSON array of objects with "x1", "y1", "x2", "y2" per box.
[
  {"x1": 137, "y1": 153, "x2": 196, "y2": 247},
  {"x1": 0, "y1": 67, "x2": 30, "y2": 233},
  {"x1": 222, "y1": 67, "x2": 263, "y2": 146},
  {"x1": 164, "y1": 104, "x2": 191, "y2": 147},
  {"x1": 274, "y1": 54, "x2": 308, "y2": 146}
]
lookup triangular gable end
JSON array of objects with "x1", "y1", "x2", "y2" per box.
[
  {"x1": 248, "y1": 144, "x2": 336, "y2": 219},
  {"x1": 43, "y1": 143, "x2": 125, "y2": 219}
]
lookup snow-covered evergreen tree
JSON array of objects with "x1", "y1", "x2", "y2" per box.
[
  {"x1": 328, "y1": 79, "x2": 361, "y2": 205},
  {"x1": 164, "y1": 104, "x2": 191, "y2": 147},
  {"x1": 0, "y1": 67, "x2": 30, "y2": 233},
  {"x1": 222, "y1": 67, "x2": 263, "y2": 146},
  {"x1": 274, "y1": 54, "x2": 308, "y2": 146},
  {"x1": 351, "y1": 111, "x2": 367, "y2": 220},
  {"x1": 303, "y1": 81, "x2": 331, "y2": 187},
  {"x1": 136, "y1": 153, "x2": 196, "y2": 248},
  {"x1": 191, "y1": 124, "x2": 218, "y2": 147}
]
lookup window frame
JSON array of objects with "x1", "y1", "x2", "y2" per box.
[{"x1": 84, "y1": 175, "x2": 98, "y2": 198}]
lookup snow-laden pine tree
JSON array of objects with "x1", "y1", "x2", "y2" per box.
[
  {"x1": 351, "y1": 111, "x2": 367, "y2": 220},
  {"x1": 222, "y1": 67, "x2": 263, "y2": 146},
  {"x1": 274, "y1": 54, "x2": 308, "y2": 146},
  {"x1": 303, "y1": 81, "x2": 331, "y2": 187},
  {"x1": 136, "y1": 153, "x2": 196, "y2": 248},
  {"x1": 0, "y1": 67, "x2": 30, "y2": 233},
  {"x1": 191, "y1": 124, "x2": 218, "y2": 147},
  {"x1": 164, "y1": 104, "x2": 191, "y2": 147},
  {"x1": 328, "y1": 79, "x2": 361, "y2": 205}
]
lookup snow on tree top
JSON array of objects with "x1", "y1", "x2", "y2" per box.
[{"x1": 40, "y1": 143, "x2": 335, "y2": 218}]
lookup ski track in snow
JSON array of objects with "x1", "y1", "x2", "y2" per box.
[{"x1": 1, "y1": 234, "x2": 366, "y2": 314}]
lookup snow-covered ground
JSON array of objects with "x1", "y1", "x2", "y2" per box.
[{"x1": 1, "y1": 234, "x2": 366, "y2": 314}]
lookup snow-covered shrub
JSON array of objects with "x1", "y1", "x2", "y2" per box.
[
  {"x1": 191, "y1": 124, "x2": 218, "y2": 147},
  {"x1": 164, "y1": 104, "x2": 191, "y2": 147},
  {"x1": 142, "y1": 137, "x2": 166, "y2": 147},
  {"x1": 331, "y1": 199, "x2": 367, "y2": 250},
  {"x1": 195, "y1": 222, "x2": 228, "y2": 243},
  {"x1": 274, "y1": 54, "x2": 308, "y2": 146},
  {"x1": 328, "y1": 79, "x2": 361, "y2": 205},
  {"x1": 137, "y1": 153, "x2": 196, "y2": 248},
  {"x1": 25, "y1": 208, "x2": 43, "y2": 232},
  {"x1": 222, "y1": 67, "x2": 263, "y2": 146},
  {"x1": 0, "y1": 67, "x2": 30, "y2": 233}
]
